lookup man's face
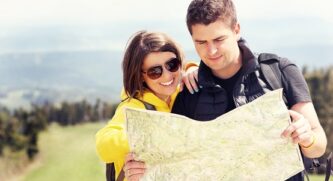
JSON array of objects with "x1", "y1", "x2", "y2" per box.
[{"x1": 191, "y1": 20, "x2": 241, "y2": 78}]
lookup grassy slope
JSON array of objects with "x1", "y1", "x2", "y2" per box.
[
  {"x1": 24, "y1": 122, "x2": 105, "y2": 181},
  {"x1": 309, "y1": 174, "x2": 326, "y2": 181}
]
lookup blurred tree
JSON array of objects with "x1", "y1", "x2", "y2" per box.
[
  {"x1": 0, "y1": 109, "x2": 10, "y2": 156},
  {"x1": 5, "y1": 116, "x2": 28, "y2": 152},
  {"x1": 304, "y1": 67, "x2": 333, "y2": 174}
]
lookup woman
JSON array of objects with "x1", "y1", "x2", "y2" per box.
[{"x1": 95, "y1": 30, "x2": 198, "y2": 181}]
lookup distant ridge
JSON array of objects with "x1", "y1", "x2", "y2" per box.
[{"x1": 0, "y1": 50, "x2": 124, "y2": 110}]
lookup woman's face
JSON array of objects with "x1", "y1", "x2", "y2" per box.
[{"x1": 142, "y1": 51, "x2": 181, "y2": 101}]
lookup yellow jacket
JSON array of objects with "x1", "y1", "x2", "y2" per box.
[{"x1": 95, "y1": 88, "x2": 179, "y2": 180}]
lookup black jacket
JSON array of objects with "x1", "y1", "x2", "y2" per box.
[
  {"x1": 172, "y1": 38, "x2": 305, "y2": 181},
  {"x1": 172, "y1": 39, "x2": 271, "y2": 120}
]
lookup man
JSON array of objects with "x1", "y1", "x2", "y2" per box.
[{"x1": 171, "y1": 0, "x2": 327, "y2": 180}]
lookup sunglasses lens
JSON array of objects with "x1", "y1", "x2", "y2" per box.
[
  {"x1": 147, "y1": 66, "x2": 163, "y2": 79},
  {"x1": 144, "y1": 58, "x2": 180, "y2": 80},
  {"x1": 165, "y1": 58, "x2": 181, "y2": 72}
]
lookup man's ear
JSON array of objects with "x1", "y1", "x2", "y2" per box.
[{"x1": 234, "y1": 23, "x2": 241, "y2": 40}]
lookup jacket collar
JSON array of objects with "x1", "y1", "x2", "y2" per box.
[
  {"x1": 198, "y1": 38, "x2": 258, "y2": 89},
  {"x1": 120, "y1": 87, "x2": 179, "y2": 110},
  {"x1": 238, "y1": 38, "x2": 259, "y2": 75}
]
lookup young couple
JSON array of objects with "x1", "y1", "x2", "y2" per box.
[{"x1": 96, "y1": 0, "x2": 327, "y2": 180}]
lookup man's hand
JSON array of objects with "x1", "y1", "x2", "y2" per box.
[
  {"x1": 281, "y1": 110, "x2": 314, "y2": 147},
  {"x1": 123, "y1": 153, "x2": 146, "y2": 181}
]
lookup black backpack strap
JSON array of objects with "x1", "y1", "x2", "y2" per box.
[
  {"x1": 325, "y1": 152, "x2": 332, "y2": 181},
  {"x1": 135, "y1": 99, "x2": 157, "y2": 111},
  {"x1": 116, "y1": 169, "x2": 125, "y2": 181},
  {"x1": 258, "y1": 53, "x2": 283, "y2": 90},
  {"x1": 258, "y1": 53, "x2": 288, "y2": 105},
  {"x1": 106, "y1": 159, "x2": 125, "y2": 181},
  {"x1": 121, "y1": 97, "x2": 156, "y2": 111},
  {"x1": 106, "y1": 163, "x2": 116, "y2": 181}
]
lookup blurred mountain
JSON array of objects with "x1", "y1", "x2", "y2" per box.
[
  {"x1": 0, "y1": 50, "x2": 123, "y2": 110},
  {"x1": 0, "y1": 17, "x2": 332, "y2": 110}
]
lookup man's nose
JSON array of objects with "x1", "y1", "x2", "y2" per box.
[{"x1": 207, "y1": 43, "x2": 217, "y2": 56}]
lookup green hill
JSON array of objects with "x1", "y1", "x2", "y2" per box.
[{"x1": 24, "y1": 122, "x2": 106, "y2": 181}]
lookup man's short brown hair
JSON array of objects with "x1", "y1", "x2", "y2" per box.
[{"x1": 186, "y1": 0, "x2": 238, "y2": 34}]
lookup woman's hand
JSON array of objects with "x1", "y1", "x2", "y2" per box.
[
  {"x1": 180, "y1": 66, "x2": 199, "y2": 94},
  {"x1": 123, "y1": 153, "x2": 146, "y2": 181}
]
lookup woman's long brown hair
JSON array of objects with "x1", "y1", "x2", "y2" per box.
[{"x1": 122, "y1": 30, "x2": 183, "y2": 99}]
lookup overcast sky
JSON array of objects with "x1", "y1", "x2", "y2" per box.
[
  {"x1": 1, "y1": 0, "x2": 332, "y2": 25},
  {"x1": 1, "y1": 0, "x2": 333, "y2": 67}
]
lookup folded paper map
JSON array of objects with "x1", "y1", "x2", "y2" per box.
[{"x1": 125, "y1": 89, "x2": 304, "y2": 181}]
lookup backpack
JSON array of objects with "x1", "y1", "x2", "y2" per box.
[
  {"x1": 258, "y1": 53, "x2": 333, "y2": 181},
  {"x1": 258, "y1": 53, "x2": 289, "y2": 106},
  {"x1": 325, "y1": 152, "x2": 332, "y2": 181},
  {"x1": 106, "y1": 99, "x2": 156, "y2": 181}
]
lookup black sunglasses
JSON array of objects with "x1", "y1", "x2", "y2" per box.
[{"x1": 142, "y1": 58, "x2": 181, "y2": 80}]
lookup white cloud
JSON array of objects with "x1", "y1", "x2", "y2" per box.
[
  {"x1": 0, "y1": 0, "x2": 332, "y2": 26},
  {"x1": 235, "y1": 0, "x2": 333, "y2": 22},
  {"x1": 0, "y1": 0, "x2": 114, "y2": 25},
  {"x1": 0, "y1": 0, "x2": 191, "y2": 26},
  {"x1": 111, "y1": 0, "x2": 190, "y2": 22},
  {"x1": 0, "y1": 0, "x2": 332, "y2": 57}
]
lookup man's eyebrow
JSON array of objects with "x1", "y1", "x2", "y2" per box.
[
  {"x1": 213, "y1": 35, "x2": 227, "y2": 40},
  {"x1": 194, "y1": 39, "x2": 206, "y2": 43},
  {"x1": 194, "y1": 35, "x2": 227, "y2": 42}
]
